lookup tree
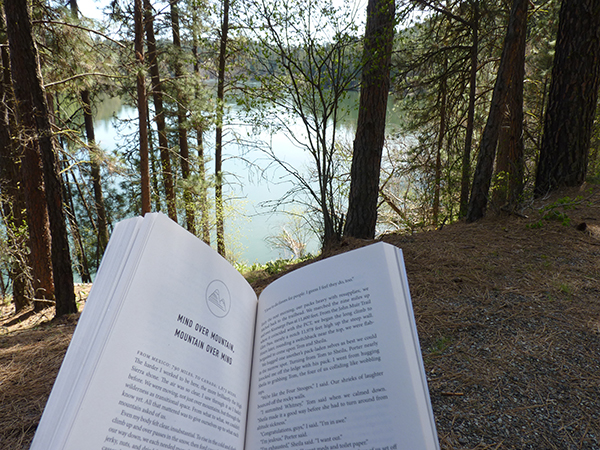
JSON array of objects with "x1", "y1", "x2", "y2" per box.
[
  {"x1": 4, "y1": 0, "x2": 77, "y2": 315},
  {"x1": 81, "y1": 90, "x2": 110, "y2": 258},
  {"x1": 410, "y1": 0, "x2": 481, "y2": 219},
  {"x1": 189, "y1": 0, "x2": 212, "y2": 244},
  {"x1": 0, "y1": 15, "x2": 31, "y2": 311},
  {"x1": 534, "y1": 0, "x2": 600, "y2": 196},
  {"x1": 466, "y1": 0, "x2": 529, "y2": 222},
  {"x1": 3, "y1": 9, "x2": 54, "y2": 305},
  {"x1": 215, "y1": 0, "x2": 230, "y2": 257},
  {"x1": 135, "y1": 0, "x2": 151, "y2": 214},
  {"x1": 344, "y1": 0, "x2": 395, "y2": 239},
  {"x1": 392, "y1": 0, "x2": 504, "y2": 228},
  {"x1": 492, "y1": 23, "x2": 526, "y2": 210},
  {"x1": 170, "y1": 0, "x2": 197, "y2": 233},
  {"x1": 459, "y1": 0, "x2": 479, "y2": 217},
  {"x1": 145, "y1": 0, "x2": 177, "y2": 221},
  {"x1": 243, "y1": 0, "x2": 361, "y2": 249}
]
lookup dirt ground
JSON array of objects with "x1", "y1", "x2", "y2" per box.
[{"x1": 1, "y1": 185, "x2": 599, "y2": 449}]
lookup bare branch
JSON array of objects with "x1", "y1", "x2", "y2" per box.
[
  {"x1": 44, "y1": 72, "x2": 125, "y2": 89},
  {"x1": 32, "y1": 20, "x2": 127, "y2": 49}
]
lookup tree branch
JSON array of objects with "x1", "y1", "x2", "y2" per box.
[
  {"x1": 44, "y1": 72, "x2": 125, "y2": 89},
  {"x1": 32, "y1": 20, "x2": 127, "y2": 49}
]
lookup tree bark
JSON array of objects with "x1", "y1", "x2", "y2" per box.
[
  {"x1": 534, "y1": 0, "x2": 600, "y2": 196},
  {"x1": 466, "y1": 0, "x2": 529, "y2": 222},
  {"x1": 3, "y1": 12, "x2": 54, "y2": 303},
  {"x1": 192, "y1": 11, "x2": 211, "y2": 244},
  {"x1": 343, "y1": 0, "x2": 395, "y2": 239},
  {"x1": 135, "y1": 0, "x2": 151, "y2": 214},
  {"x1": 493, "y1": 53, "x2": 525, "y2": 208},
  {"x1": 459, "y1": 0, "x2": 479, "y2": 218},
  {"x1": 493, "y1": 0, "x2": 527, "y2": 208},
  {"x1": 60, "y1": 156, "x2": 92, "y2": 283},
  {"x1": 433, "y1": 59, "x2": 447, "y2": 227},
  {"x1": 81, "y1": 90, "x2": 110, "y2": 257},
  {"x1": 171, "y1": 0, "x2": 196, "y2": 233},
  {"x1": 0, "y1": 27, "x2": 31, "y2": 312},
  {"x1": 4, "y1": 0, "x2": 77, "y2": 315},
  {"x1": 145, "y1": 0, "x2": 177, "y2": 221},
  {"x1": 70, "y1": 0, "x2": 110, "y2": 260},
  {"x1": 215, "y1": 0, "x2": 230, "y2": 256}
]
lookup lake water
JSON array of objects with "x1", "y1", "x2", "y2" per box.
[{"x1": 93, "y1": 94, "x2": 404, "y2": 264}]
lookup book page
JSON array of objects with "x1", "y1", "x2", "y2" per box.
[
  {"x1": 31, "y1": 216, "x2": 147, "y2": 448},
  {"x1": 246, "y1": 243, "x2": 439, "y2": 450},
  {"x1": 33, "y1": 214, "x2": 258, "y2": 450}
]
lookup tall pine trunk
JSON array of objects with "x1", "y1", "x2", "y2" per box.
[
  {"x1": 171, "y1": 0, "x2": 196, "y2": 233},
  {"x1": 344, "y1": 0, "x2": 395, "y2": 239},
  {"x1": 534, "y1": 0, "x2": 600, "y2": 195},
  {"x1": 459, "y1": 0, "x2": 479, "y2": 218},
  {"x1": 433, "y1": 59, "x2": 447, "y2": 227},
  {"x1": 466, "y1": 0, "x2": 529, "y2": 222},
  {"x1": 135, "y1": 0, "x2": 151, "y2": 214},
  {"x1": 145, "y1": 1, "x2": 177, "y2": 221},
  {"x1": 215, "y1": 0, "x2": 230, "y2": 256},
  {"x1": 0, "y1": 26, "x2": 30, "y2": 311},
  {"x1": 81, "y1": 90, "x2": 110, "y2": 257},
  {"x1": 192, "y1": 11, "x2": 211, "y2": 244},
  {"x1": 4, "y1": 0, "x2": 77, "y2": 315}
]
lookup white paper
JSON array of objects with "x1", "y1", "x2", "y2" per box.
[
  {"x1": 246, "y1": 243, "x2": 439, "y2": 450},
  {"x1": 33, "y1": 214, "x2": 258, "y2": 450}
]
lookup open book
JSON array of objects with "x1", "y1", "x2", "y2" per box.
[{"x1": 31, "y1": 213, "x2": 439, "y2": 450}]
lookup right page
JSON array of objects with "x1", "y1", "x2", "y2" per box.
[{"x1": 246, "y1": 242, "x2": 439, "y2": 450}]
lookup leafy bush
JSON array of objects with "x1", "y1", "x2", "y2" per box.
[{"x1": 527, "y1": 196, "x2": 584, "y2": 228}]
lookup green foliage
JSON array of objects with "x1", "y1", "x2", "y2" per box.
[
  {"x1": 390, "y1": 1, "x2": 509, "y2": 227},
  {"x1": 527, "y1": 196, "x2": 584, "y2": 228},
  {"x1": 3, "y1": 0, "x2": 582, "y2": 292},
  {"x1": 264, "y1": 259, "x2": 289, "y2": 275},
  {"x1": 236, "y1": 253, "x2": 315, "y2": 283},
  {"x1": 428, "y1": 335, "x2": 452, "y2": 356}
]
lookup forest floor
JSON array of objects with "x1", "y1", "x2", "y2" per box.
[{"x1": 1, "y1": 184, "x2": 600, "y2": 449}]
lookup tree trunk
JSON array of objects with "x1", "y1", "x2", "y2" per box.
[
  {"x1": 49, "y1": 92, "x2": 93, "y2": 286},
  {"x1": 193, "y1": 24, "x2": 211, "y2": 245},
  {"x1": 5, "y1": 0, "x2": 77, "y2": 315},
  {"x1": 466, "y1": 0, "x2": 529, "y2": 223},
  {"x1": 534, "y1": 0, "x2": 600, "y2": 196},
  {"x1": 197, "y1": 128, "x2": 211, "y2": 244},
  {"x1": 343, "y1": 0, "x2": 395, "y2": 239},
  {"x1": 0, "y1": 28, "x2": 31, "y2": 312},
  {"x1": 4, "y1": 13, "x2": 54, "y2": 303},
  {"x1": 145, "y1": 0, "x2": 177, "y2": 221},
  {"x1": 62, "y1": 161, "x2": 92, "y2": 283},
  {"x1": 215, "y1": 0, "x2": 230, "y2": 256},
  {"x1": 135, "y1": 0, "x2": 151, "y2": 214},
  {"x1": 171, "y1": 0, "x2": 196, "y2": 233},
  {"x1": 493, "y1": 1, "x2": 527, "y2": 209},
  {"x1": 459, "y1": 0, "x2": 479, "y2": 218},
  {"x1": 493, "y1": 67, "x2": 525, "y2": 208},
  {"x1": 81, "y1": 90, "x2": 110, "y2": 257},
  {"x1": 433, "y1": 60, "x2": 447, "y2": 227},
  {"x1": 70, "y1": 0, "x2": 109, "y2": 259}
]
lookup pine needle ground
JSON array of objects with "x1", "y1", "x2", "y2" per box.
[{"x1": 1, "y1": 186, "x2": 600, "y2": 449}]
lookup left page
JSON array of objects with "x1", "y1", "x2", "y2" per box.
[{"x1": 31, "y1": 214, "x2": 258, "y2": 450}]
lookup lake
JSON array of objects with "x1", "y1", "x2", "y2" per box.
[{"x1": 93, "y1": 93, "x2": 404, "y2": 264}]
